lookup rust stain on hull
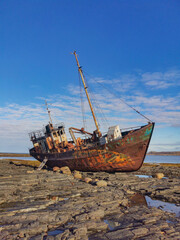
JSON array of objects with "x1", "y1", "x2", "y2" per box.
[{"x1": 30, "y1": 123, "x2": 154, "y2": 172}]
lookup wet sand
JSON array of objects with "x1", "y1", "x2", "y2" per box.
[{"x1": 0, "y1": 159, "x2": 179, "y2": 239}]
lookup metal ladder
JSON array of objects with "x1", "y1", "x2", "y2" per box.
[{"x1": 37, "y1": 157, "x2": 48, "y2": 170}]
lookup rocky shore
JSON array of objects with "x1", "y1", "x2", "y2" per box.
[
  {"x1": 147, "y1": 151, "x2": 180, "y2": 156},
  {"x1": 0, "y1": 160, "x2": 179, "y2": 240}
]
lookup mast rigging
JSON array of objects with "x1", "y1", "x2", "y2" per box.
[{"x1": 83, "y1": 70, "x2": 152, "y2": 123}]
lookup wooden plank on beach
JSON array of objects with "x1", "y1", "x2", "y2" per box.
[{"x1": 37, "y1": 157, "x2": 48, "y2": 170}]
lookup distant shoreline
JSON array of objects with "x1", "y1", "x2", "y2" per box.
[
  {"x1": 0, "y1": 153, "x2": 30, "y2": 157},
  {"x1": 1, "y1": 151, "x2": 180, "y2": 157},
  {"x1": 147, "y1": 151, "x2": 180, "y2": 156}
]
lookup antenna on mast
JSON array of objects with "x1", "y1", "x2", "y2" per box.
[{"x1": 45, "y1": 100, "x2": 53, "y2": 124}]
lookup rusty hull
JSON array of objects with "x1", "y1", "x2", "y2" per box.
[{"x1": 30, "y1": 122, "x2": 154, "y2": 172}]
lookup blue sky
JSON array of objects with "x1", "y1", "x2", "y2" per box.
[{"x1": 0, "y1": 0, "x2": 180, "y2": 153}]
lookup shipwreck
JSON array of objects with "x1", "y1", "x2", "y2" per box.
[{"x1": 29, "y1": 51, "x2": 154, "y2": 172}]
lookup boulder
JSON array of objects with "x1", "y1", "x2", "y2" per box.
[
  {"x1": 84, "y1": 177, "x2": 92, "y2": 183},
  {"x1": 96, "y1": 180, "x2": 107, "y2": 187},
  {"x1": 154, "y1": 173, "x2": 164, "y2": 179},
  {"x1": 27, "y1": 170, "x2": 34, "y2": 174},
  {"x1": 60, "y1": 166, "x2": 71, "y2": 175},
  {"x1": 53, "y1": 166, "x2": 60, "y2": 172},
  {"x1": 73, "y1": 170, "x2": 82, "y2": 179}
]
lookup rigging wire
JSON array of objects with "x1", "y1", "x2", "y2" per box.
[
  {"x1": 85, "y1": 84, "x2": 109, "y2": 128},
  {"x1": 81, "y1": 71, "x2": 109, "y2": 130},
  {"x1": 78, "y1": 71, "x2": 87, "y2": 134},
  {"x1": 90, "y1": 90, "x2": 109, "y2": 127},
  {"x1": 83, "y1": 70, "x2": 152, "y2": 123}
]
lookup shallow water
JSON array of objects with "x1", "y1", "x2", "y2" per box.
[
  {"x1": 145, "y1": 155, "x2": 180, "y2": 164},
  {"x1": 145, "y1": 196, "x2": 180, "y2": 217},
  {"x1": 47, "y1": 229, "x2": 64, "y2": 236},
  {"x1": 129, "y1": 193, "x2": 180, "y2": 217},
  {"x1": 0, "y1": 156, "x2": 35, "y2": 161},
  {"x1": 0, "y1": 155, "x2": 180, "y2": 163},
  {"x1": 104, "y1": 219, "x2": 118, "y2": 230},
  {"x1": 135, "y1": 174, "x2": 152, "y2": 178},
  {"x1": 104, "y1": 194, "x2": 180, "y2": 231}
]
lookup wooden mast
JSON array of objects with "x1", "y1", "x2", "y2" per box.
[
  {"x1": 73, "y1": 51, "x2": 101, "y2": 138},
  {"x1": 45, "y1": 100, "x2": 53, "y2": 124}
]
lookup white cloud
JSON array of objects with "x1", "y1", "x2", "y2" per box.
[
  {"x1": 1, "y1": 68, "x2": 180, "y2": 152},
  {"x1": 141, "y1": 70, "x2": 180, "y2": 89},
  {"x1": 89, "y1": 74, "x2": 137, "y2": 93}
]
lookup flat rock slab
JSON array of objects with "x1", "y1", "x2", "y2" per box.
[{"x1": 0, "y1": 160, "x2": 179, "y2": 239}]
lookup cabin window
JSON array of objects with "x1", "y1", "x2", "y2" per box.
[{"x1": 53, "y1": 132, "x2": 57, "y2": 137}]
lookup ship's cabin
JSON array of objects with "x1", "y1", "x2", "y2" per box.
[
  {"x1": 29, "y1": 122, "x2": 68, "y2": 153},
  {"x1": 29, "y1": 122, "x2": 123, "y2": 154}
]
